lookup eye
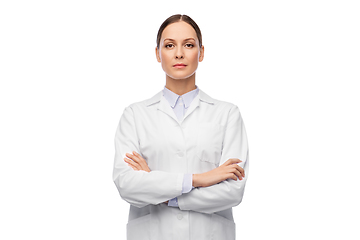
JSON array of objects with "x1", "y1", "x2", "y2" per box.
[
  {"x1": 185, "y1": 43, "x2": 194, "y2": 48},
  {"x1": 165, "y1": 44, "x2": 174, "y2": 49}
]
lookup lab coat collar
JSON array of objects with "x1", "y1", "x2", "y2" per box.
[
  {"x1": 162, "y1": 85, "x2": 200, "y2": 109},
  {"x1": 145, "y1": 88, "x2": 215, "y2": 123},
  {"x1": 145, "y1": 88, "x2": 215, "y2": 107}
]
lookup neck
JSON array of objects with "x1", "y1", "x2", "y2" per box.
[{"x1": 165, "y1": 73, "x2": 196, "y2": 96}]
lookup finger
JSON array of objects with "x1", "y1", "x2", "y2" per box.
[
  {"x1": 225, "y1": 158, "x2": 242, "y2": 166},
  {"x1": 231, "y1": 158, "x2": 242, "y2": 164},
  {"x1": 124, "y1": 157, "x2": 134, "y2": 166},
  {"x1": 132, "y1": 151, "x2": 150, "y2": 171},
  {"x1": 228, "y1": 173, "x2": 238, "y2": 181},
  {"x1": 127, "y1": 153, "x2": 142, "y2": 164},
  {"x1": 125, "y1": 153, "x2": 135, "y2": 160},
  {"x1": 129, "y1": 152, "x2": 145, "y2": 165},
  {"x1": 224, "y1": 159, "x2": 235, "y2": 166},
  {"x1": 128, "y1": 164, "x2": 139, "y2": 171},
  {"x1": 233, "y1": 168, "x2": 243, "y2": 180},
  {"x1": 124, "y1": 158, "x2": 140, "y2": 170},
  {"x1": 239, "y1": 166, "x2": 245, "y2": 178},
  {"x1": 133, "y1": 151, "x2": 140, "y2": 156},
  {"x1": 133, "y1": 151, "x2": 144, "y2": 160},
  {"x1": 228, "y1": 165, "x2": 242, "y2": 180},
  {"x1": 125, "y1": 160, "x2": 138, "y2": 170},
  {"x1": 235, "y1": 165, "x2": 245, "y2": 178},
  {"x1": 133, "y1": 151, "x2": 146, "y2": 165}
]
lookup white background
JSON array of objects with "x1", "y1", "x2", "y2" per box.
[{"x1": 1, "y1": 0, "x2": 359, "y2": 239}]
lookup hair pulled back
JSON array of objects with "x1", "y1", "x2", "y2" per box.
[{"x1": 156, "y1": 14, "x2": 202, "y2": 49}]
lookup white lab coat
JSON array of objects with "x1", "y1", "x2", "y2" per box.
[{"x1": 113, "y1": 88, "x2": 249, "y2": 240}]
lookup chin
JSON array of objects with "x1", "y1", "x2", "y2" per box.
[
  {"x1": 170, "y1": 75, "x2": 193, "y2": 80},
  {"x1": 168, "y1": 71, "x2": 196, "y2": 80}
]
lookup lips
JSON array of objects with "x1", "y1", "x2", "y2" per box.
[{"x1": 173, "y1": 63, "x2": 187, "y2": 68}]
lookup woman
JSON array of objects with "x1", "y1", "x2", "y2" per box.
[{"x1": 113, "y1": 14, "x2": 249, "y2": 240}]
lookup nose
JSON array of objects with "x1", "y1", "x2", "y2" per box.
[{"x1": 175, "y1": 47, "x2": 184, "y2": 59}]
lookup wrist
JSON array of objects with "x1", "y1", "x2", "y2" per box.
[{"x1": 192, "y1": 174, "x2": 201, "y2": 188}]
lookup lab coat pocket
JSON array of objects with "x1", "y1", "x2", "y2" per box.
[
  {"x1": 126, "y1": 214, "x2": 151, "y2": 240},
  {"x1": 196, "y1": 122, "x2": 224, "y2": 166},
  {"x1": 210, "y1": 214, "x2": 236, "y2": 240}
]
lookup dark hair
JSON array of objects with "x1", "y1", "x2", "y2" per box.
[{"x1": 156, "y1": 14, "x2": 202, "y2": 49}]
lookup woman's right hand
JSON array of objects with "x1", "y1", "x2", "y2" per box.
[
  {"x1": 124, "y1": 151, "x2": 151, "y2": 172},
  {"x1": 192, "y1": 158, "x2": 245, "y2": 188}
]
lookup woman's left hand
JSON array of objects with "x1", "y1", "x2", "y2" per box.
[{"x1": 124, "y1": 151, "x2": 151, "y2": 172}]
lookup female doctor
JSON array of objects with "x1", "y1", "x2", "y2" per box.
[{"x1": 113, "y1": 14, "x2": 249, "y2": 240}]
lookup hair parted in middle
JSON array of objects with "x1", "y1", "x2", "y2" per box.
[{"x1": 156, "y1": 14, "x2": 202, "y2": 49}]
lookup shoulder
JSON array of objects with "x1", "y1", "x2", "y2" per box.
[
  {"x1": 127, "y1": 90, "x2": 162, "y2": 108},
  {"x1": 124, "y1": 90, "x2": 163, "y2": 111},
  {"x1": 201, "y1": 89, "x2": 239, "y2": 112}
]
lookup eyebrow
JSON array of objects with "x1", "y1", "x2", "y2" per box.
[{"x1": 163, "y1": 38, "x2": 196, "y2": 42}]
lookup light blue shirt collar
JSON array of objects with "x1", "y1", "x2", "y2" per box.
[{"x1": 163, "y1": 85, "x2": 199, "y2": 109}]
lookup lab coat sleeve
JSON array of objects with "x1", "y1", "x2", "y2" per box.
[
  {"x1": 177, "y1": 105, "x2": 249, "y2": 214},
  {"x1": 113, "y1": 106, "x2": 184, "y2": 208},
  {"x1": 167, "y1": 173, "x2": 193, "y2": 207}
]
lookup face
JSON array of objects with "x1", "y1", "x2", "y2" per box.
[{"x1": 156, "y1": 21, "x2": 204, "y2": 81}]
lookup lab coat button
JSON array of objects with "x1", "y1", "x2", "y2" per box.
[
  {"x1": 177, "y1": 152, "x2": 184, "y2": 157},
  {"x1": 177, "y1": 213, "x2": 183, "y2": 220}
]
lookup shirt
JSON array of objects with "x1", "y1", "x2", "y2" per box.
[{"x1": 162, "y1": 85, "x2": 199, "y2": 207}]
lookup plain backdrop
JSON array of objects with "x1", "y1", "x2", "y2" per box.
[{"x1": 1, "y1": 0, "x2": 359, "y2": 239}]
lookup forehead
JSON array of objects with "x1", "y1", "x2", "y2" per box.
[{"x1": 161, "y1": 21, "x2": 197, "y2": 41}]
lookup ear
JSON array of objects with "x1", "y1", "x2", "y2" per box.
[
  {"x1": 199, "y1": 45, "x2": 204, "y2": 62},
  {"x1": 155, "y1": 46, "x2": 161, "y2": 63}
]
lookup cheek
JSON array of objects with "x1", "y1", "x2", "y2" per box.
[
  {"x1": 189, "y1": 56, "x2": 199, "y2": 67},
  {"x1": 189, "y1": 51, "x2": 199, "y2": 63},
  {"x1": 160, "y1": 52, "x2": 171, "y2": 65}
]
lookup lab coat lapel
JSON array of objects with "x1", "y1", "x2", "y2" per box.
[
  {"x1": 157, "y1": 94, "x2": 179, "y2": 123},
  {"x1": 145, "y1": 90, "x2": 178, "y2": 123}
]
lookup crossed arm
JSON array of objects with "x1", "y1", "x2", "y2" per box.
[
  {"x1": 114, "y1": 105, "x2": 249, "y2": 213},
  {"x1": 124, "y1": 151, "x2": 245, "y2": 204}
]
